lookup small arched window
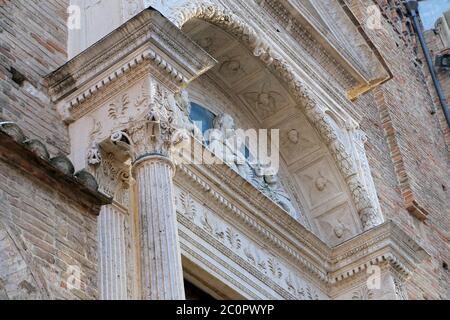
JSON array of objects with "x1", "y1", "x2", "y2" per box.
[{"x1": 189, "y1": 102, "x2": 216, "y2": 138}]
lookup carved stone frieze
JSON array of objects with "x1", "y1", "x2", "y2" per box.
[{"x1": 174, "y1": 184, "x2": 324, "y2": 300}]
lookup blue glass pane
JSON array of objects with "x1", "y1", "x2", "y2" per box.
[{"x1": 189, "y1": 103, "x2": 216, "y2": 137}]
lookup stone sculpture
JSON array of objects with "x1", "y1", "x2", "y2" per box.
[
  {"x1": 252, "y1": 165, "x2": 299, "y2": 219},
  {"x1": 174, "y1": 90, "x2": 204, "y2": 142},
  {"x1": 207, "y1": 113, "x2": 300, "y2": 219}
]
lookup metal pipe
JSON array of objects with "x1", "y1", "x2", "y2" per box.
[{"x1": 406, "y1": 0, "x2": 450, "y2": 129}]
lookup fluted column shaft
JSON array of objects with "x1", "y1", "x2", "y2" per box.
[
  {"x1": 133, "y1": 155, "x2": 185, "y2": 300},
  {"x1": 98, "y1": 205, "x2": 128, "y2": 300}
]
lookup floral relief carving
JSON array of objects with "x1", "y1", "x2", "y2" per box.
[
  {"x1": 126, "y1": 81, "x2": 189, "y2": 161},
  {"x1": 108, "y1": 94, "x2": 130, "y2": 123},
  {"x1": 200, "y1": 211, "x2": 214, "y2": 234},
  {"x1": 352, "y1": 286, "x2": 374, "y2": 300},
  {"x1": 134, "y1": 81, "x2": 150, "y2": 113},
  {"x1": 91, "y1": 152, "x2": 131, "y2": 206},
  {"x1": 179, "y1": 192, "x2": 197, "y2": 222},
  {"x1": 285, "y1": 273, "x2": 319, "y2": 300},
  {"x1": 175, "y1": 186, "x2": 322, "y2": 299},
  {"x1": 268, "y1": 258, "x2": 282, "y2": 279},
  {"x1": 225, "y1": 227, "x2": 241, "y2": 250}
]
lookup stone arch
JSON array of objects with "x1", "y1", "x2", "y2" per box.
[
  {"x1": 168, "y1": 2, "x2": 384, "y2": 230},
  {"x1": 0, "y1": 221, "x2": 49, "y2": 300}
]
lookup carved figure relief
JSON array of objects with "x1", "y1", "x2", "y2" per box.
[
  {"x1": 296, "y1": 159, "x2": 341, "y2": 210},
  {"x1": 207, "y1": 113, "x2": 246, "y2": 172},
  {"x1": 285, "y1": 128, "x2": 316, "y2": 150},
  {"x1": 242, "y1": 82, "x2": 285, "y2": 120},
  {"x1": 87, "y1": 142, "x2": 102, "y2": 166},
  {"x1": 174, "y1": 90, "x2": 204, "y2": 142},
  {"x1": 277, "y1": 114, "x2": 322, "y2": 166},
  {"x1": 214, "y1": 46, "x2": 261, "y2": 88},
  {"x1": 189, "y1": 24, "x2": 235, "y2": 56},
  {"x1": 251, "y1": 166, "x2": 300, "y2": 219},
  {"x1": 218, "y1": 55, "x2": 247, "y2": 81},
  {"x1": 204, "y1": 112, "x2": 302, "y2": 220},
  {"x1": 315, "y1": 205, "x2": 357, "y2": 245}
]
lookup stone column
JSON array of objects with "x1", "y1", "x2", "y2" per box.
[
  {"x1": 89, "y1": 150, "x2": 133, "y2": 300},
  {"x1": 132, "y1": 155, "x2": 184, "y2": 300},
  {"x1": 98, "y1": 205, "x2": 129, "y2": 300},
  {"x1": 126, "y1": 83, "x2": 188, "y2": 300}
]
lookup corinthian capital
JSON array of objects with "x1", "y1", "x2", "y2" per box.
[{"x1": 126, "y1": 83, "x2": 188, "y2": 163}]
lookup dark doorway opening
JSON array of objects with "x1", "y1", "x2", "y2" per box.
[{"x1": 184, "y1": 279, "x2": 216, "y2": 300}]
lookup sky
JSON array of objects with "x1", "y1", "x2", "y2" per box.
[{"x1": 419, "y1": 0, "x2": 450, "y2": 30}]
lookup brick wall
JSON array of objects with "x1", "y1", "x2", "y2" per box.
[
  {"x1": 0, "y1": 158, "x2": 99, "y2": 300},
  {"x1": 424, "y1": 27, "x2": 450, "y2": 147},
  {"x1": 348, "y1": 0, "x2": 450, "y2": 299},
  {"x1": 0, "y1": 0, "x2": 69, "y2": 154}
]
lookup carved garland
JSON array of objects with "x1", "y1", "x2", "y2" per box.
[{"x1": 168, "y1": 2, "x2": 384, "y2": 230}]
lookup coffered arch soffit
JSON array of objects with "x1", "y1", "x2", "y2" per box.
[{"x1": 170, "y1": 3, "x2": 384, "y2": 232}]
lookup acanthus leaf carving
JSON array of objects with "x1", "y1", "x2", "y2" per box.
[
  {"x1": 179, "y1": 192, "x2": 196, "y2": 221},
  {"x1": 225, "y1": 227, "x2": 241, "y2": 250},
  {"x1": 352, "y1": 286, "x2": 374, "y2": 300},
  {"x1": 91, "y1": 151, "x2": 131, "y2": 206},
  {"x1": 128, "y1": 82, "x2": 189, "y2": 162}
]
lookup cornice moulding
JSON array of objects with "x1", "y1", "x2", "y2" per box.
[
  {"x1": 329, "y1": 221, "x2": 430, "y2": 283},
  {"x1": 45, "y1": 7, "x2": 217, "y2": 108},
  {"x1": 249, "y1": 0, "x2": 392, "y2": 101},
  {"x1": 173, "y1": 142, "x2": 429, "y2": 289}
]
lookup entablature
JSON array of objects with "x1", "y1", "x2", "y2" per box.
[
  {"x1": 46, "y1": 8, "x2": 217, "y2": 122},
  {"x1": 172, "y1": 143, "x2": 429, "y2": 298}
]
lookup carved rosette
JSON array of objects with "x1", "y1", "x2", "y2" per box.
[{"x1": 168, "y1": 3, "x2": 384, "y2": 230}]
